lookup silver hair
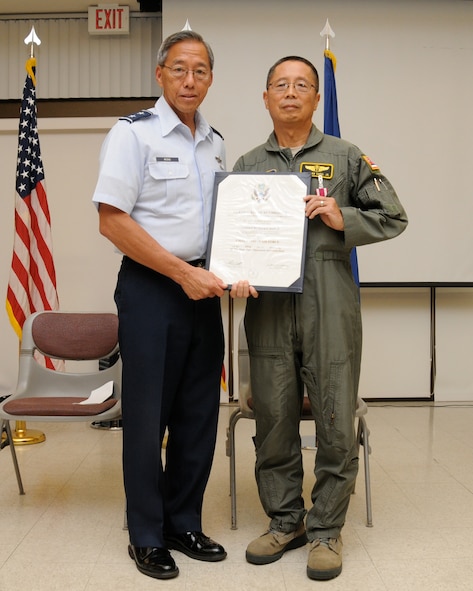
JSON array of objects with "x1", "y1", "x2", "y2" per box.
[{"x1": 157, "y1": 30, "x2": 214, "y2": 70}]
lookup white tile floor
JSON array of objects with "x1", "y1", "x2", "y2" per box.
[{"x1": 2, "y1": 402, "x2": 473, "y2": 590}]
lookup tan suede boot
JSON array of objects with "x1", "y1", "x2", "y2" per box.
[
  {"x1": 246, "y1": 522, "x2": 307, "y2": 564},
  {"x1": 306, "y1": 536, "x2": 343, "y2": 580}
]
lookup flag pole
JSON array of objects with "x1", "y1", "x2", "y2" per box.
[
  {"x1": 10, "y1": 26, "x2": 46, "y2": 446},
  {"x1": 25, "y1": 25, "x2": 41, "y2": 57},
  {"x1": 320, "y1": 19, "x2": 360, "y2": 285},
  {"x1": 320, "y1": 18, "x2": 335, "y2": 52}
]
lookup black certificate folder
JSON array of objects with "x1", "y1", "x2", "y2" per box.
[{"x1": 206, "y1": 171, "x2": 311, "y2": 293}]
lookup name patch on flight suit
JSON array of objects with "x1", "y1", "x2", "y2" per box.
[{"x1": 300, "y1": 162, "x2": 334, "y2": 179}]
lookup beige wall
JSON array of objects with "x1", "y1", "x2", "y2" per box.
[{"x1": 1, "y1": 0, "x2": 472, "y2": 401}]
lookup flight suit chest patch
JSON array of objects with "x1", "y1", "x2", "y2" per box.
[{"x1": 300, "y1": 162, "x2": 334, "y2": 179}]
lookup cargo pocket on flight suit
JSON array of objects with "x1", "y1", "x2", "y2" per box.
[{"x1": 300, "y1": 362, "x2": 347, "y2": 448}]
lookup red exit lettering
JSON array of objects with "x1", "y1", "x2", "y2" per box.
[{"x1": 95, "y1": 8, "x2": 125, "y2": 30}]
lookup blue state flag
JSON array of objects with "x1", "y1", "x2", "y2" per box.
[{"x1": 323, "y1": 49, "x2": 359, "y2": 286}]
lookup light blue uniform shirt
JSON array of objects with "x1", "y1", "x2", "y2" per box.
[{"x1": 92, "y1": 97, "x2": 226, "y2": 261}]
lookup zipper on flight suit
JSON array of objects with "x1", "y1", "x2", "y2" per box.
[
  {"x1": 287, "y1": 151, "x2": 302, "y2": 173},
  {"x1": 281, "y1": 147, "x2": 305, "y2": 346}
]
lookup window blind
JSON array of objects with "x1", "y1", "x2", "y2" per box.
[{"x1": 0, "y1": 15, "x2": 162, "y2": 100}]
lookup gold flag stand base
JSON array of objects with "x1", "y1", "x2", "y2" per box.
[{"x1": 7, "y1": 421, "x2": 45, "y2": 445}]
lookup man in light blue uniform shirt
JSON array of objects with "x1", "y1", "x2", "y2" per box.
[{"x1": 92, "y1": 30, "x2": 229, "y2": 581}]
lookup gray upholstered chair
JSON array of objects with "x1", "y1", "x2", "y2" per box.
[{"x1": 0, "y1": 311, "x2": 121, "y2": 493}]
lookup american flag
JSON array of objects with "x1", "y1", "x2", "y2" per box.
[{"x1": 6, "y1": 57, "x2": 60, "y2": 368}]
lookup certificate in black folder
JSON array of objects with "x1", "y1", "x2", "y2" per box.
[{"x1": 206, "y1": 172, "x2": 311, "y2": 292}]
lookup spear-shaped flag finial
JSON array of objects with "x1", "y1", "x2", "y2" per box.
[
  {"x1": 320, "y1": 18, "x2": 335, "y2": 51},
  {"x1": 24, "y1": 25, "x2": 41, "y2": 58},
  {"x1": 182, "y1": 19, "x2": 192, "y2": 31}
]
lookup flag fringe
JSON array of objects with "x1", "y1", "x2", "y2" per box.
[
  {"x1": 26, "y1": 57, "x2": 37, "y2": 86},
  {"x1": 324, "y1": 49, "x2": 337, "y2": 72},
  {"x1": 6, "y1": 300, "x2": 22, "y2": 340}
]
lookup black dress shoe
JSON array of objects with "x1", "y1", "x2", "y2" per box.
[
  {"x1": 164, "y1": 531, "x2": 227, "y2": 562},
  {"x1": 128, "y1": 545, "x2": 179, "y2": 579}
]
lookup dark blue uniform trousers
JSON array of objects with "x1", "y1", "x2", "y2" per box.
[{"x1": 115, "y1": 257, "x2": 224, "y2": 547}]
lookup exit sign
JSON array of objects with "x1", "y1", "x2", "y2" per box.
[{"x1": 88, "y1": 4, "x2": 130, "y2": 35}]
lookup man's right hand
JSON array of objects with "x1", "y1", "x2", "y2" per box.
[{"x1": 180, "y1": 266, "x2": 228, "y2": 300}]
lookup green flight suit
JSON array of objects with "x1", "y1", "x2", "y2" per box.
[{"x1": 233, "y1": 125, "x2": 408, "y2": 540}]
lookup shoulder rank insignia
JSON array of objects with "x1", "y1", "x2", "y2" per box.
[
  {"x1": 300, "y1": 162, "x2": 334, "y2": 179},
  {"x1": 119, "y1": 110, "x2": 152, "y2": 123},
  {"x1": 362, "y1": 155, "x2": 380, "y2": 171},
  {"x1": 211, "y1": 126, "x2": 224, "y2": 140}
]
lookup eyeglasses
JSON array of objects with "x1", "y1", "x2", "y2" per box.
[
  {"x1": 162, "y1": 64, "x2": 211, "y2": 81},
  {"x1": 268, "y1": 81, "x2": 316, "y2": 94}
]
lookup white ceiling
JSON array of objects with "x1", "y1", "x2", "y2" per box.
[{"x1": 0, "y1": 1, "x2": 142, "y2": 15}]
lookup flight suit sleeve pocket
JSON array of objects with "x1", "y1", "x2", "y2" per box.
[{"x1": 358, "y1": 177, "x2": 403, "y2": 215}]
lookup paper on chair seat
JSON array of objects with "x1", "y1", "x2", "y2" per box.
[{"x1": 75, "y1": 381, "x2": 113, "y2": 404}]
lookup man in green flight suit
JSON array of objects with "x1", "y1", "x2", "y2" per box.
[{"x1": 231, "y1": 55, "x2": 408, "y2": 581}]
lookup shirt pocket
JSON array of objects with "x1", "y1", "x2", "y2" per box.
[
  {"x1": 147, "y1": 160, "x2": 190, "y2": 213},
  {"x1": 149, "y1": 160, "x2": 189, "y2": 180}
]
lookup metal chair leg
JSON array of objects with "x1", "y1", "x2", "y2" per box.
[
  {"x1": 226, "y1": 407, "x2": 242, "y2": 530},
  {"x1": 2, "y1": 420, "x2": 25, "y2": 495},
  {"x1": 357, "y1": 415, "x2": 373, "y2": 527},
  {"x1": 123, "y1": 505, "x2": 128, "y2": 530}
]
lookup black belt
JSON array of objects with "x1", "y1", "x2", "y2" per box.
[{"x1": 187, "y1": 259, "x2": 206, "y2": 268}]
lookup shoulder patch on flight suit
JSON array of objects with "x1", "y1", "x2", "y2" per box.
[
  {"x1": 300, "y1": 162, "x2": 334, "y2": 179},
  {"x1": 119, "y1": 110, "x2": 152, "y2": 123},
  {"x1": 362, "y1": 155, "x2": 380, "y2": 171}
]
